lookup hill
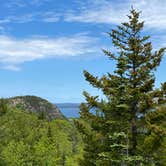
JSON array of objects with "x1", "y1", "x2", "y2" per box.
[{"x1": 7, "y1": 95, "x2": 64, "y2": 120}]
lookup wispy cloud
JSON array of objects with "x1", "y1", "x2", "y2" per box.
[
  {"x1": 64, "y1": 0, "x2": 166, "y2": 29},
  {"x1": 0, "y1": 34, "x2": 98, "y2": 71},
  {"x1": 4, "y1": 0, "x2": 52, "y2": 8},
  {"x1": 1, "y1": 64, "x2": 21, "y2": 71},
  {"x1": 0, "y1": 26, "x2": 5, "y2": 33},
  {"x1": 8, "y1": 14, "x2": 36, "y2": 23},
  {"x1": 29, "y1": 0, "x2": 52, "y2": 6},
  {"x1": 0, "y1": 11, "x2": 61, "y2": 24},
  {"x1": 4, "y1": 0, "x2": 26, "y2": 8},
  {"x1": 65, "y1": 0, "x2": 128, "y2": 24},
  {"x1": 3, "y1": 0, "x2": 166, "y2": 29},
  {"x1": 41, "y1": 12, "x2": 60, "y2": 23}
]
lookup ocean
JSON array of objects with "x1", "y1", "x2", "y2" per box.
[{"x1": 56, "y1": 103, "x2": 80, "y2": 118}]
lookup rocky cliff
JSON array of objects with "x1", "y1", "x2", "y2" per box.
[{"x1": 7, "y1": 95, "x2": 65, "y2": 120}]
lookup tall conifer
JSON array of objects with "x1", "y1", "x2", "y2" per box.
[{"x1": 76, "y1": 8, "x2": 166, "y2": 165}]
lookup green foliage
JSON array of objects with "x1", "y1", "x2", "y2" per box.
[
  {"x1": 0, "y1": 98, "x2": 8, "y2": 116},
  {"x1": 0, "y1": 105, "x2": 83, "y2": 165},
  {"x1": 2, "y1": 141, "x2": 31, "y2": 166},
  {"x1": 77, "y1": 8, "x2": 166, "y2": 166}
]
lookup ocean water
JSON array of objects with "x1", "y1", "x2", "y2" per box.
[{"x1": 56, "y1": 104, "x2": 80, "y2": 118}]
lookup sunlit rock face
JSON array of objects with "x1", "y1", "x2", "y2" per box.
[{"x1": 8, "y1": 95, "x2": 65, "y2": 120}]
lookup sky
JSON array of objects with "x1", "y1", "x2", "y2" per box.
[{"x1": 0, "y1": 0, "x2": 166, "y2": 103}]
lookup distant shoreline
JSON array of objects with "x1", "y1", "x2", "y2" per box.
[
  {"x1": 55, "y1": 103, "x2": 81, "y2": 108},
  {"x1": 55, "y1": 103, "x2": 80, "y2": 118}
]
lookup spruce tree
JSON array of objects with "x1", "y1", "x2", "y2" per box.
[
  {"x1": 76, "y1": 8, "x2": 166, "y2": 165},
  {"x1": 0, "y1": 98, "x2": 8, "y2": 116}
]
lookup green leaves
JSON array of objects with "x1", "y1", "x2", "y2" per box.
[
  {"x1": 0, "y1": 108, "x2": 83, "y2": 165},
  {"x1": 2, "y1": 141, "x2": 31, "y2": 166}
]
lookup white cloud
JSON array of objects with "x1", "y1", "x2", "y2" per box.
[
  {"x1": 65, "y1": 0, "x2": 166, "y2": 29},
  {"x1": 65, "y1": 0, "x2": 128, "y2": 24},
  {"x1": 0, "y1": 19, "x2": 11, "y2": 24},
  {"x1": 29, "y1": 0, "x2": 51, "y2": 6},
  {"x1": 0, "y1": 34, "x2": 98, "y2": 71},
  {"x1": 4, "y1": 0, "x2": 52, "y2": 8},
  {"x1": 40, "y1": 12, "x2": 60, "y2": 23},
  {"x1": 0, "y1": 12, "x2": 60, "y2": 24},
  {"x1": 3, "y1": 0, "x2": 166, "y2": 29},
  {"x1": 4, "y1": 0, "x2": 26, "y2": 8},
  {"x1": 7, "y1": 14, "x2": 36, "y2": 23},
  {"x1": 1, "y1": 65, "x2": 21, "y2": 71},
  {"x1": 0, "y1": 26, "x2": 5, "y2": 33}
]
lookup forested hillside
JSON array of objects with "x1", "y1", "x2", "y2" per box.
[{"x1": 0, "y1": 100, "x2": 83, "y2": 166}]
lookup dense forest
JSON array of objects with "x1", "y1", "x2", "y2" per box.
[
  {"x1": 0, "y1": 8, "x2": 166, "y2": 166},
  {"x1": 0, "y1": 99, "x2": 83, "y2": 166}
]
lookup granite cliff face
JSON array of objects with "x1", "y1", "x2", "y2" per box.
[{"x1": 7, "y1": 95, "x2": 64, "y2": 120}]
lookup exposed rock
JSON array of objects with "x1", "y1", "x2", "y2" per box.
[{"x1": 7, "y1": 95, "x2": 65, "y2": 120}]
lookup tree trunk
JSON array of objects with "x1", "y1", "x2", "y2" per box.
[{"x1": 131, "y1": 119, "x2": 137, "y2": 155}]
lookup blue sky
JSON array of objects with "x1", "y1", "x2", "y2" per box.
[{"x1": 0, "y1": 0, "x2": 166, "y2": 103}]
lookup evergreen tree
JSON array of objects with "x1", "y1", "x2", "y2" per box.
[
  {"x1": 0, "y1": 98, "x2": 8, "y2": 116},
  {"x1": 38, "y1": 111, "x2": 46, "y2": 120},
  {"x1": 76, "y1": 8, "x2": 166, "y2": 165}
]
